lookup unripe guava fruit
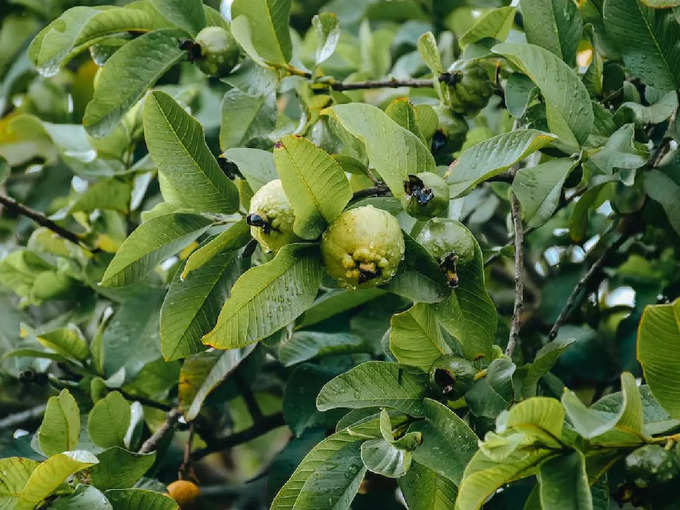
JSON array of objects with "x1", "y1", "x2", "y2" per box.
[
  {"x1": 625, "y1": 444, "x2": 680, "y2": 488},
  {"x1": 447, "y1": 61, "x2": 494, "y2": 116},
  {"x1": 167, "y1": 480, "x2": 200, "y2": 507},
  {"x1": 428, "y1": 355, "x2": 477, "y2": 399},
  {"x1": 416, "y1": 218, "x2": 475, "y2": 287},
  {"x1": 247, "y1": 179, "x2": 299, "y2": 253},
  {"x1": 432, "y1": 107, "x2": 468, "y2": 155},
  {"x1": 401, "y1": 172, "x2": 449, "y2": 219},
  {"x1": 321, "y1": 205, "x2": 405, "y2": 289},
  {"x1": 194, "y1": 26, "x2": 240, "y2": 77}
]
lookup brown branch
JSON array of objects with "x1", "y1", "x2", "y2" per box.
[
  {"x1": 505, "y1": 180, "x2": 524, "y2": 358},
  {"x1": 190, "y1": 412, "x2": 286, "y2": 461},
  {"x1": 548, "y1": 224, "x2": 627, "y2": 340},
  {"x1": 0, "y1": 194, "x2": 92, "y2": 251},
  {"x1": 0, "y1": 404, "x2": 46, "y2": 430},
  {"x1": 235, "y1": 374, "x2": 263, "y2": 422},
  {"x1": 139, "y1": 408, "x2": 181, "y2": 454}
]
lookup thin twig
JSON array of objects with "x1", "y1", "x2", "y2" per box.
[
  {"x1": 139, "y1": 408, "x2": 181, "y2": 454},
  {"x1": 505, "y1": 180, "x2": 524, "y2": 358},
  {"x1": 0, "y1": 194, "x2": 92, "y2": 251},
  {"x1": 548, "y1": 224, "x2": 627, "y2": 340},
  {"x1": 235, "y1": 374, "x2": 263, "y2": 422},
  {"x1": 190, "y1": 412, "x2": 286, "y2": 461},
  {"x1": 117, "y1": 389, "x2": 173, "y2": 412},
  {"x1": 0, "y1": 404, "x2": 46, "y2": 430},
  {"x1": 351, "y1": 185, "x2": 391, "y2": 201},
  {"x1": 179, "y1": 422, "x2": 195, "y2": 481}
]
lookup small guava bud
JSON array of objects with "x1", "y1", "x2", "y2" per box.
[
  {"x1": 167, "y1": 480, "x2": 200, "y2": 508},
  {"x1": 321, "y1": 205, "x2": 405, "y2": 289},
  {"x1": 248, "y1": 179, "x2": 299, "y2": 253},
  {"x1": 194, "y1": 26, "x2": 240, "y2": 77},
  {"x1": 401, "y1": 172, "x2": 449, "y2": 219},
  {"x1": 428, "y1": 355, "x2": 477, "y2": 399}
]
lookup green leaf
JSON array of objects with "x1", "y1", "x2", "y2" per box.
[
  {"x1": 492, "y1": 43, "x2": 594, "y2": 147},
  {"x1": 389, "y1": 303, "x2": 451, "y2": 372},
  {"x1": 588, "y1": 124, "x2": 649, "y2": 174},
  {"x1": 603, "y1": 0, "x2": 680, "y2": 91},
  {"x1": 641, "y1": 0, "x2": 680, "y2": 5},
  {"x1": 104, "y1": 489, "x2": 178, "y2": 510},
  {"x1": 505, "y1": 397, "x2": 565, "y2": 441},
  {"x1": 460, "y1": 7, "x2": 516, "y2": 47},
  {"x1": 231, "y1": 0, "x2": 292, "y2": 65},
  {"x1": 181, "y1": 220, "x2": 251, "y2": 280},
  {"x1": 324, "y1": 103, "x2": 436, "y2": 198},
  {"x1": 447, "y1": 129, "x2": 557, "y2": 198},
  {"x1": 34, "y1": 325, "x2": 89, "y2": 362},
  {"x1": 538, "y1": 451, "x2": 592, "y2": 510},
  {"x1": 274, "y1": 135, "x2": 352, "y2": 239},
  {"x1": 179, "y1": 346, "x2": 255, "y2": 420},
  {"x1": 0, "y1": 457, "x2": 40, "y2": 510},
  {"x1": 616, "y1": 90, "x2": 678, "y2": 125},
  {"x1": 399, "y1": 461, "x2": 458, "y2": 510},
  {"x1": 644, "y1": 169, "x2": 680, "y2": 236},
  {"x1": 513, "y1": 337, "x2": 575, "y2": 398},
  {"x1": 316, "y1": 361, "x2": 428, "y2": 416},
  {"x1": 202, "y1": 244, "x2": 322, "y2": 349},
  {"x1": 417, "y1": 32, "x2": 448, "y2": 103},
  {"x1": 466, "y1": 358, "x2": 515, "y2": 419},
  {"x1": 28, "y1": 5, "x2": 166, "y2": 76},
  {"x1": 89, "y1": 447, "x2": 156, "y2": 490},
  {"x1": 70, "y1": 179, "x2": 132, "y2": 214},
  {"x1": 149, "y1": 0, "x2": 205, "y2": 35},
  {"x1": 219, "y1": 88, "x2": 276, "y2": 150},
  {"x1": 17, "y1": 451, "x2": 98, "y2": 510},
  {"x1": 408, "y1": 399, "x2": 479, "y2": 484},
  {"x1": 297, "y1": 288, "x2": 386, "y2": 329},
  {"x1": 312, "y1": 13, "x2": 340, "y2": 65},
  {"x1": 637, "y1": 298, "x2": 680, "y2": 419},
  {"x1": 361, "y1": 438, "x2": 412, "y2": 478},
  {"x1": 83, "y1": 30, "x2": 186, "y2": 137},
  {"x1": 0, "y1": 156, "x2": 9, "y2": 186},
  {"x1": 161, "y1": 248, "x2": 245, "y2": 361},
  {"x1": 519, "y1": 0, "x2": 583, "y2": 65},
  {"x1": 223, "y1": 147, "x2": 277, "y2": 192},
  {"x1": 512, "y1": 158, "x2": 576, "y2": 229},
  {"x1": 87, "y1": 391, "x2": 131, "y2": 449},
  {"x1": 385, "y1": 98, "x2": 425, "y2": 143},
  {"x1": 143, "y1": 90, "x2": 239, "y2": 213},
  {"x1": 50, "y1": 485, "x2": 112, "y2": 510},
  {"x1": 279, "y1": 331, "x2": 367, "y2": 367},
  {"x1": 100, "y1": 213, "x2": 212, "y2": 287},
  {"x1": 38, "y1": 389, "x2": 80, "y2": 457}
]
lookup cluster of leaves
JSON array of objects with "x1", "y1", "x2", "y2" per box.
[{"x1": 1, "y1": 0, "x2": 680, "y2": 509}]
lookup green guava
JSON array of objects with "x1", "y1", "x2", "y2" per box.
[
  {"x1": 194, "y1": 26, "x2": 240, "y2": 77},
  {"x1": 415, "y1": 218, "x2": 476, "y2": 287},
  {"x1": 428, "y1": 355, "x2": 477, "y2": 399},
  {"x1": 447, "y1": 61, "x2": 494, "y2": 116},
  {"x1": 247, "y1": 179, "x2": 299, "y2": 253},
  {"x1": 432, "y1": 107, "x2": 468, "y2": 155},
  {"x1": 320, "y1": 205, "x2": 405, "y2": 289},
  {"x1": 401, "y1": 172, "x2": 449, "y2": 219}
]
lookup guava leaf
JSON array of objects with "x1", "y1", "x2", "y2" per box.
[{"x1": 38, "y1": 389, "x2": 80, "y2": 456}]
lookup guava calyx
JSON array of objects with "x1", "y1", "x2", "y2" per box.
[
  {"x1": 439, "y1": 252, "x2": 459, "y2": 288},
  {"x1": 428, "y1": 355, "x2": 477, "y2": 399},
  {"x1": 401, "y1": 172, "x2": 449, "y2": 219},
  {"x1": 248, "y1": 179, "x2": 299, "y2": 253},
  {"x1": 404, "y1": 174, "x2": 435, "y2": 206}
]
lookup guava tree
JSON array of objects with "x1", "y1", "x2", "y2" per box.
[{"x1": 1, "y1": 0, "x2": 680, "y2": 508}]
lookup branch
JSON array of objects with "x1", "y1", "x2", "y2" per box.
[
  {"x1": 0, "y1": 404, "x2": 46, "y2": 430},
  {"x1": 139, "y1": 408, "x2": 181, "y2": 454},
  {"x1": 548, "y1": 224, "x2": 627, "y2": 340},
  {"x1": 190, "y1": 412, "x2": 286, "y2": 461},
  {"x1": 0, "y1": 194, "x2": 93, "y2": 251},
  {"x1": 505, "y1": 182, "x2": 524, "y2": 358},
  {"x1": 351, "y1": 185, "x2": 391, "y2": 201},
  {"x1": 235, "y1": 374, "x2": 263, "y2": 422}
]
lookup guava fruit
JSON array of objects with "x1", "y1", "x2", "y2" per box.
[
  {"x1": 401, "y1": 172, "x2": 449, "y2": 219},
  {"x1": 247, "y1": 179, "x2": 299, "y2": 253},
  {"x1": 193, "y1": 26, "x2": 240, "y2": 77}
]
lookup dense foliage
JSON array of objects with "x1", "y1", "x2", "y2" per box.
[{"x1": 2, "y1": 0, "x2": 680, "y2": 508}]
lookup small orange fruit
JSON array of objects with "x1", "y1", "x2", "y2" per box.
[{"x1": 167, "y1": 480, "x2": 200, "y2": 507}]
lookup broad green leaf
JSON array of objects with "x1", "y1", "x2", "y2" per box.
[
  {"x1": 519, "y1": 0, "x2": 583, "y2": 65},
  {"x1": 466, "y1": 358, "x2": 516, "y2": 419},
  {"x1": 89, "y1": 447, "x2": 156, "y2": 490},
  {"x1": 399, "y1": 461, "x2": 458, "y2": 510},
  {"x1": 104, "y1": 489, "x2": 178, "y2": 510},
  {"x1": 28, "y1": 5, "x2": 166, "y2": 76},
  {"x1": 50, "y1": 485, "x2": 112, "y2": 510},
  {"x1": 297, "y1": 288, "x2": 386, "y2": 329},
  {"x1": 70, "y1": 179, "x2": 132, "y2": 214},
  {"x1": 417, "y1": 32, "x2": 448, "y2": 103},
  {"x1": 512, "y1": 158, "x2": 576, "y2": 229},
  {"x1": 361, "y1": 439, "x2": 412, "y2": 478},
  {"x1": 389, "y1": 303, "x2": 451, "y2": 372},
  {"x1": 149, "y1": 0, "x2": 205, "y2": 35},
  {"x1": 316, "y1": 361, "x2": 428, "y2": 417},
  {"x1": 644, "y1": 170, "x2": 680, "y2": 236},
  {"x1": 562, "y1": 390, "x2": 620, "y2": 439},
  {"x1": 422, "y1": 220, "x2": 497, "y2": 359},
  {"x1": 35, "y1": 325, "x2": 89, "y2": 362},
  {"x1": 513, "y1": 337, "x2": 575, "y2": 398},
  {"x1": 617, "y1": 90, "x2": 678, "y2": 125},
  {"x1": 100, "y1": 213, "x2": 212, "y2": 287},
  {"x1": 144, "y1": 90, "x2": 239, "y2": 213},
  {"x1": 505, "y1": 397, "x2": 564, "y2": 441},
  {"x1": 603, "y1": 0, "x2": 680, "y2": 91},
  {"x1": 312, "y1": 13, "x2": 340, "y2": 65},
  {"x1": 17, "y1": 451, "x2": 98, "y2": 510},
  {"x1": 0, "y1": 457, "x2": 39, "y2": 510},
  {"x1": 87, "y1": 391, "x2": 131, "y2": 449},
  {"x1": 385, "y1": 98, "x2": 425, "y2": 143},
  {"x1": 460, "y1": 7, "x2": 516, "y2": 47},
  {"x1": 223, "y1": 147, "x2": 277, "y2": 192},
  {"x1": 38, "y1": 389, "x2": 80, "y2": 456},
  {"x1": 408, "y1": 399, "x2": 478, "y2": 484},
  {"x1": 538, "y1": 451, "x2": 592, "y2": 510},
  {"x1": 202, "y1": 244, "x2": 322, "y2": 349},
  {"x1": 279, "y1": 331, "x2": 367, "y2": 367},
  {"x1": 83, "y1": 30, "x2": 186, "y2": 137},
  {"x1": 161, "y1": 248, "x2": 245, "y2": 361},
  {"x1": 179, "y1": 346, "x2": 255, "y2": 420},
  {"x1": 181, "y1": 220, "x2": 251, "y2": 280},
  {"x1": 447, "y1": 129, "x2": 557, "y2": 197},
  {"x1": 637, "y1": 298, "x2": 680, "y2": 419},
  {"x1": 231, "y1": 0, "x2": 292, "y2": 65},
  {"x1": 588, "y1": 124, "x2": 649, "y2": 174},
  {"x1": 492, "y1": 43, "x2": 593, "y2": 147},
  {"x1": 274, "y1": 135, "x2": 352, "y2": 239},
  {"x1": 324, "y1": 103, "x2": 436, "y2": 198},
  {"x1": 219, "y1": 88, "x2": 276, "y2": 150}
]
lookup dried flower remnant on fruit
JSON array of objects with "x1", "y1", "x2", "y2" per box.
[
  {"x1": 401, "y1": 172, "x2": 449, "y2": 219},
  {"x1": 248, "y1": 179, "x2": 299, "y2": 252},
  {"x1": 440, "y1": 252, "x2": 459, "y2": 287},
  {"x1": 428, "y1": 355, "x2": 477, "y2": 399}
]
